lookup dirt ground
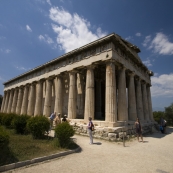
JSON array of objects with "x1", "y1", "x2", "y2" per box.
[{"x1": 5, "y1": 127, "x2": 173, "y2": 173}]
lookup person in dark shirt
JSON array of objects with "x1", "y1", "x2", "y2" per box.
[{"x1": 135, "y1": 118, "x2": 143, "y2": 142}]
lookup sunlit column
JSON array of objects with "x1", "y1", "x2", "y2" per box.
[
  {"x1": 43, "y1": 78, "x2": 52, "y2": 117},
  {"x1": 34, "y1": 80, "x2": 44, "y2": 116},
  {"x1": 84, "y1": 66, "x2": 95, "y2": 121},
  {"x1": 7, "y1": 89, "x2": 14, "y2": 113},
  {"x1": 1, "y1": 91, "x2": 7, "y2": 112},
  {"x1": 21, "y1": 85, "x2": 29, "y2": 115},
  {"x1": 27, "y1": 83, "x2": 36, "y2": 116},
  {"x1": 135, "y1": 78, "x2": 144, "y2": 121},
  {"x1": 142, "y1": 81, "x2": 149, "y2": 122},
  {"x1": 3, "y1": 90, "x2": 10, "y2": 113},
  {"x1": 11, "y1": 88, "x2": 18, "y2": 113},
  {"x1": 16, "y1": 86, "x2": 24, "y2": 115},
  {"x1": 54, "y1": 75, "x2": 63, "y2": 115},
  {"x1": 117, "y1": 66, "x2": 128, "y2": 121},
  {"x1": 68, "y1": 71, "x2": 77, "y2": 119},
  {"x1": 105, "y1": 61, "x2": 117, "y2": 123}
]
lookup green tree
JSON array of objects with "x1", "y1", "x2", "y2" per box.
[
  {"x1": 153, "y1": 111, "x2": 165, "y2": 124},
  {"x1": 164, "y1": 103, "x2": 173, "y2": 126}
]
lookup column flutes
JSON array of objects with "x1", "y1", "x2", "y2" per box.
[
  {"x1": 16, "y1": 87, "x2": 24, "y2": 115},
  {"x1": 21, "y1": 85, "x2": 29, "y2": 115},
  {"x1": 147, "y1": 85, "x2": 153, "y2": 121},
  {"x1": 135, "y1": 78, "x2": 144, "y2": 121},
  {"x1": 105, "y1": 61, "x2": 117, "y2": 123},
  {"x1": 11, "y1": 88, "x2": 18, "y2": 113},
  {"x1": 3, "y1": 90, "x2": 10, "y2": 113},
  {"x1": 84, "y1": 66, "x2": 95, "y2": 121},
  {"x1": 95, "y1": 80, "x2": 102, "y2": 119},
  {"x1": 43, "y1": 78, "x2": 52, "y2": 117},
  {"x1": 54, "y1": 75, "x2": 63, "y2": 115},
  {"x1": 34, "y1": 80, "x2": 43, "y2": 116},
  {"x1": 117, "y1": 66, "x2": 128, "y2": 121},
  {"x1": 1, "y1": 91, "x2": 7, "y2": 112},
  {"x1": 68, "y1": 71, "x2": 77, "y2": 119},
  {"x1": 27, "y1": 83, "x2": 36, "y2": 116},
  {"x1": 142, "y1": 82, "x2": 149, "y2": 122},
  {"x1": 7, "y1": 89, "x2": 14, "y2": 113},
  {"x1": 128, "y1": 72, "x2": 137, "y2": 121}
]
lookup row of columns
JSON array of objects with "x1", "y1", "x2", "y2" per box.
[{"x1": 1, "y1": 61, "x2": 154, "y2": 123}]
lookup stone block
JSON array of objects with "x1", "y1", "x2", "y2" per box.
[
  {"x1": 108, "y1": 133, "x2": 117, "y2": 138},
  {"x1": 5, "y1": 163, "x2": 15, "y2": 171},
  {"x1": 0, "y1": 166, "x2": 5, "y2": 172}
]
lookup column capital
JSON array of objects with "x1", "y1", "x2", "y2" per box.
[
  {"x1": 86, "y1": 64, "x2": 96, "y2": 70},
  {"x1": 128, "y1": 71, "x2": 135, "y2": 77}
]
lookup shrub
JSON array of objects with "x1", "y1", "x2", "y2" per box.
[
  {"x1": 55, "y1": 122, "x2": 75, "y2": 147},
  {"x1": 0, "y1": 126, "x2": 9, "y2": 149},
  {"x1": 2, "y1": 113, "x2": 18, "y2": 128},
  {"x1": 27, "y1": 116, "x2": 50, "y2": 139},
  {"x1": 0, "y1": 113, "x2": 6, "y2": 125},
  {"x1": 13, "y1": 115, "x2": 31, "y2": 134}
]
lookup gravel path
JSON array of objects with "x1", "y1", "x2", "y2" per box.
[{"x1": 6, "y1": 127, "x2": 173, "y2": 173}]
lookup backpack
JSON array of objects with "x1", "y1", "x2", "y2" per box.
[{"x1": 91, "y1": 122, "x2": 94, "y2": 131}]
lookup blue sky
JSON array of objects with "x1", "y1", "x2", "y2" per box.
[{"x1": 0, "y1": 0, "x2": 173, "y2": 111}]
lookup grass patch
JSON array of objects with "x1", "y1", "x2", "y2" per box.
[{"x1": 0, "y1": 127, "x2": 77, "y2": 166}]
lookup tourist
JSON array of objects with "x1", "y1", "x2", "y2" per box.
[
  {"x1": 88, "y1": 117, "x2": 94, "y2": 144},
  {"x1": 54, "y1": 113, "x2": 61, "y2": 126},
  {"x1": 62, "y1": 115, "x2": 67, "y2": 122},
  {"x1": 160, "y1": 117, "x2": 167, "y2": 134},
  {"x1": 49, "y1": 112, "x2": 56, "y2": 130},
  {"x1": 135, "y1": 118, "x2": 143, "y2": 142}
]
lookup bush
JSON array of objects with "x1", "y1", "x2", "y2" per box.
[
  {"x1": 55, "y1": 122, "x2": 75, "y2": 147},
  {"x1": 0, "y1": 126, "x2": 9, "y2": 149},
  {"x1": 27, "y1": 116, "x2": 50, "y2": 139},
  {"x1": 0, "y1": 113, "x2": 6, "y2": 125},
  {"x1": 13, "y1": 115, "x2": 31, "y2": 134},
  {"x1": 1, "y1": 113, "x2": 18, "y2": 128}
]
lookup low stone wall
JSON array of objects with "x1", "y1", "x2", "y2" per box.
[{"x1": 70, "y1": 122, "x2": 157, "y2": 142}]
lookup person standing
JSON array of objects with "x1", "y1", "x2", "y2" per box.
[
  {"x1": 88, "y1": 117, "x2": 94, "y2": 144},
  {"x1": 54, "y1": 113, "x2": 61, "y2": 126},
  {"x1": 135, "y1": 118, "x2": 143, "y2": 142},
  {"x1": 49, "y1": 112, "x2": 56, "y2": 130}
]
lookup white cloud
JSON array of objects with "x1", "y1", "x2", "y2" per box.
[
  {"x1": 38, "y1": 34, "x2": 54, "y2": 44},
  {"x1": 0, "y1": 48, "x2": 11, "y2": 53},
  {"x1": 46, "y1": 0, "x2": 52, "y2": 5},
  {"x1": 142, "y1": 58, "x2": 152, "y2": 67},
  {"x1": 26, "y1": 25, "x2": 32, "y2": 32},
  {"x1": 125, "y1": 36, "x2": 133, "y2": 41},
  {"x1": 142, "y1": 35, "x2": 151, "y2": 47},
  {"x1": 151, "y1": 73, "x2": 173, "y2": 97},
  {"x1": 49, "y1": 7, "x2": 107, "y2": 53},
  {"x1": 136, "y1": 32, "x2": 141, "y2": 37},
  {"x1": 149, "y1": 32, "x2": 173, "y2": 55},
  {"x1": 16, "y1": 66, "x2": 29, "y2": 71}
]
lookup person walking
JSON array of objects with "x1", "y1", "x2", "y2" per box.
[
  {"x1": 88, "y1": 117, "x2": 94, "y2": 144},
  {"x1": 135, "y1": 118, "x2": 143, "y2": 142}
]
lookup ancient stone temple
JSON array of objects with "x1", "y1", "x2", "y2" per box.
[{"x1": 1, "y1": 33, "x2": 154, "y2": 128}]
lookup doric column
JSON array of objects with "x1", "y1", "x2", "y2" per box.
[
  {"x1": 147, "y1": 84, "x2": 153, "y2": 121},
  {"x1": 27, "y1": 83, "x2": 36, "y2": 116},
  {"x1": 1, "y1": 91, "x2": 7, "y2": 112},
  {"x1": 7, "y1": 89, "x2": 14, "y2": 113},
  {"x1": 11, "y1": 88, "x2": 18, "y2": 113},
  {"x1": 84, "y1": 66, "x2": 95, "y2": 121},
  {"x1": 117, "y1": 66, "x2": 128, "y2": 121},
  {"x1": 16, "y1": 87, "x2": 24, "y2": 115},
  {"x1": 105, "y1": 61, "x2": 117, "y2": 123},
  {"x1": 95, "y1": 79, "x2": 102, "y2": 119},
  {"x1": 142, "y1": 82, "x2": 149, "y2": 122},
  {"x1": 54, "y1": 75, "x2": 63, "y2": 115},
  {"x1": 43, "y1": 78, "x2": 52, "y2": 117},
  {"x1": 135, "y1": 78, "x2": 144, "y2": 121},
  {"x1": 3, "y1": 90, "x2": 10, "y2": 113},
  {"x1": 34, "y1": 80, "x2": 44, "y2": 116},
  {"x1": 68, "y1": 71, "x2": 77, "y2": 119},
  {"x1": 128, "y1": 72, "x2": 137, "y2": 121},
  {"x1": 21, "y1": 85, "x2": 29, "y2": 115}
]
